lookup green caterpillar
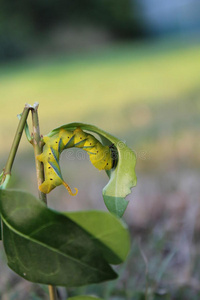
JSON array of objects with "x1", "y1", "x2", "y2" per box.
[{"x1": 37, "y1": 127, "x2": 114, "y2": 195}]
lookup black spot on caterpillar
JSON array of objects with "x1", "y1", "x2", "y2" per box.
[{"x1": 37, "y1": 128, "x2": 114, "y2": 195}]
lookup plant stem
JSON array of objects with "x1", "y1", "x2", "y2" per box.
[
  {"x1": 31, "y1": 102, "x2": 47, "y2": 204},
  {"x1": 48, "y1": 285, "x2": 59, "y2": 300},
  {"x1": 1, "y1": 104, "x2": 31, "y2": 188},
  {"x1": 31, "y1": 103, "x2": 58, "y2": 300}
]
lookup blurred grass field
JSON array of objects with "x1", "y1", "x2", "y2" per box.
[
  {"x1": 1, "y1": 40, "x2": 200, "y2": 299},
  {"x1": 0, "y1": 40, "x2": 200, "y2": 154}
]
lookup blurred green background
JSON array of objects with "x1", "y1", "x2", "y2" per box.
[{"x1": 1, "y1": 1, "x2": 200, "y2": 299}]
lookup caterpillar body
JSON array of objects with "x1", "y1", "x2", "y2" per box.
[{"x1": 37, "y1": 128, "x2": 114, "y2": 195}]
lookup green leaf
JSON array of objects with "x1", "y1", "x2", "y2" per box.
[
  {"x1": 48, "y1": 123, "x2": 137, "y2": 217},
  {"x1": 0, "y1": 189, "x2": 117, "y2": 287},
  {"x1": 68, "y1": 296, "x2": 103, "y2": 300},
  {"x1": 64, "y1": 210, "x2": 130, "y2": 265}
]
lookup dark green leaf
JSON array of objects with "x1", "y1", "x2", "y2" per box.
[
  {"x1": 0, "y1": 189, "x2": 117, "y2": 287},
  {"x1": 48, "y1": 123, "x2": 137, "y2": 217},
  {"x1": 64, "y1": 210, "x2": 130, "y2": 264}
]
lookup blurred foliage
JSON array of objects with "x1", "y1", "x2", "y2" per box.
[
  {"x1": 0, "y1": 41, "x2": 199, "y2": 156},
  {"x1": 0, "y1": 0, "x2": 144, "y2": 61}
]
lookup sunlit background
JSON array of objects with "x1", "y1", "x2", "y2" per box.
[{"x1": 1, "y1": 1, "x2": 200, "y2": 299}]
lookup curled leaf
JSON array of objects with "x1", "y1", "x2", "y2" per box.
[{"x1": 48, "y1": 123, "x2": 137, "y2": 217}]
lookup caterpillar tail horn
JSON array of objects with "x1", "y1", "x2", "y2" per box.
[{"x1": 62, "y1": 181, "x2": 78, "y2": 196}]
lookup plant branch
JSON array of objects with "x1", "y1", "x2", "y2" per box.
[
  {"x1": 31, "y1": 102, "x2": 47, "y2": 204},
  {"x1": 31, "y1": 103, "x2": 58, "y2": 300},
  {"x1": 0, "y1": 104, "x2": 32, "y2": 188}
]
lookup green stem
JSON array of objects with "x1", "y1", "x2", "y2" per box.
[
  {"x1": 1, "y1": 104, "x2": 32, "y2": 188},
  {"x1": 31, "y1": 103, "x2": 58, "y2": 300}
]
